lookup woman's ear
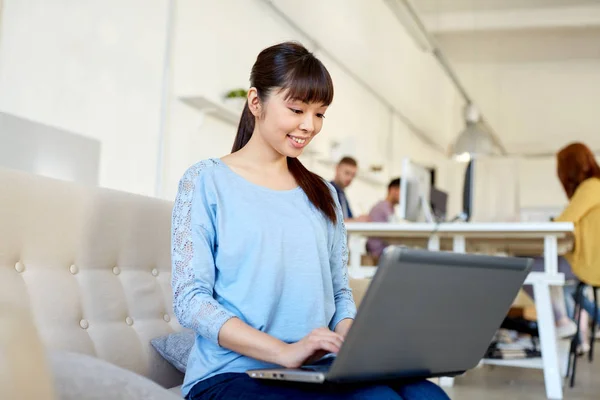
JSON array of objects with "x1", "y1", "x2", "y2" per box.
[{"x1": 247, "y1": 87, "x2": 262, "y2": 117}]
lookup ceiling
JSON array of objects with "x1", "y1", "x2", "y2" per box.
[
  {"x1": 412, "y1": 0, "x2": 600, "y2": 156},
  {"x1": 416, "y1": 0, "x2": 600, "y2": 13}
]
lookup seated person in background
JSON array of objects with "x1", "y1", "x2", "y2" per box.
[
  {"x1": 330, "y1": 156, "x2": 369, "y2": 222},
  {"x1": 366, "y1": 178, "x2": 401, "y2": 259},
  {"x1": 524, "y1": 142, "x2": 600, "y2": 350}
]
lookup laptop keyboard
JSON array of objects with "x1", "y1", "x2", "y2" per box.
[
  {"x1": 301, "y1": 355, "x2": 335, "y2": 372},
  {"x1": 301, "y1": 364, "x2": 331, "y2": 372}
]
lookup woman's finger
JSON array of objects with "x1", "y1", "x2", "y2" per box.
[
  {"x1": 309, "y1": 333, "x2": 343, "y2": 349},
  {"x1": 317, "y1": 340, "x2": 340, "y2": 354}
]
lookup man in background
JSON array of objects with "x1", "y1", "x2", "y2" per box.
[
  {"x1": 366, "y1": 178, "x2": 401, "y2": 259},
  {"x1": 330, "y1": 156, "x2": 369, "y2": 222}
]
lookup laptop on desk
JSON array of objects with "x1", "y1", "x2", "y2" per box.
[{"x1": 247, "y1": 247, "x2": 532, "y2": 384}]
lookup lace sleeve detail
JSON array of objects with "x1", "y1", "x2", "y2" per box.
[
  {"x1": 327, "y1": 184, "x2": 357, "y2": 331},
  {"x1": 171, "y1": 160, "x2": 235, "y2": 344}
]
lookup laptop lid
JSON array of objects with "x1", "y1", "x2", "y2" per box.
[{"x1": 326, "y1": 247, "x2": 532, "y2": 383}]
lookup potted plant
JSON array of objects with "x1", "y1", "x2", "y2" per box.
[{"x1": 223, "y1": 89, "x2": 248, "y2": 113}]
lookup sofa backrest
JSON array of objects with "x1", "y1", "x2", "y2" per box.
[{"x1": 0, "y1": 167, "x2": 183, "y2": 388}]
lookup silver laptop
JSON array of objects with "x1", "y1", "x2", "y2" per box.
[{"x1": 247, "y1": 246, "x2": 532, "y2": 384}]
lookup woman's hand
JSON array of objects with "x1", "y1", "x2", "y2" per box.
[{"x1": 278, "y1": 327, "x2": 344, "y2": 368}]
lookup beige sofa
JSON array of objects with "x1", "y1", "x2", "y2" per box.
[{"x1": 0, "y1": 167, "x2": 370, "y2": 399}]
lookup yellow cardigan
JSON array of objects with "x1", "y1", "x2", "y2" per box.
[{"x1": 555, "y1": 177, "x2": 600, "y2": 286}]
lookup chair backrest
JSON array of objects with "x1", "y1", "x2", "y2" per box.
[{"x1": 0, "y1": 167, "x2": 183, "y2": 388}]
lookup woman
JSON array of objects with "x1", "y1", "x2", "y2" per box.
[
  {"x1": 555, "y1": 143, "x2": 600, "y2": 338},
  {"x1": 526, "y1": 142, "x2": 600, "y2": 348},
  {"x1": 171, "y1": 42, "x2": 449, "y2": 399},
  {"x1": 555, "y1": 142, "x2": 600, "y2": 286}
]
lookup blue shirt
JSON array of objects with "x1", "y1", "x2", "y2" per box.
[
  {"x1": 330, "y1": 181, "x2": 353, "y2": 219},
  {"x1": 171, "y1": 158, "x2": 356, "y2": 397}
]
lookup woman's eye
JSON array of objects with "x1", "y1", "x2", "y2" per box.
[
  {"x1": 317, "y1": 114, "x2": 326, "y2": 119},
  {"x1": 289, "y1": 108, "x2": 303, "y2": 114}
]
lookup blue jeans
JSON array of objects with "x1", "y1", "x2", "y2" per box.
[
  {"x1": 188, "y1": 373, "x2": 450, "y2": 400},
  {"x1": 564, "y1": 283, "x2": 600, "y2": 324}
]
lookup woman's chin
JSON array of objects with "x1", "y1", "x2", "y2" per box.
[{"x1": 280, "y1": 145, "x2": 305, "y2": 158}]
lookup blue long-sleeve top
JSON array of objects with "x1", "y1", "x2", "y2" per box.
[{"x1": 171, "y1": 158, "x2": 357, "y2": 397}]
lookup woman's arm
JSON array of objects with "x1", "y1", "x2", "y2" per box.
[
  {"x1": 334, "y1": 318, "x2": 353, "y2": 338},
  {"x1": 219, "y1": 318, "x2": 344, "y2": 368},
  {"x1": 171, "y1": 167, "x2": 237, "y2": 344}
]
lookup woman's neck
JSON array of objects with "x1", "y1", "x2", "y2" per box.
[{"x1": 235, "y1": 128, "x2": 288, "y2": 173}]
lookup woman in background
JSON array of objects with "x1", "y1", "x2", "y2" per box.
[
  {"x1": 555, "y1": 142, "x2": 600, "y2": 348},
  {"x1": 171, "y1": 41, "x2": 449, "y2": 400},
  {"x1": 527, "y1": 142, "x2": 600, "y2": 351}
]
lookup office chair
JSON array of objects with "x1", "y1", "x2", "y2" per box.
[{"x1": 566, "y1": 281, "x2": 599, "y2": 387}]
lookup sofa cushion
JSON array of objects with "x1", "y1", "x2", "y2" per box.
[
  {"x1": 49, "y1": 350, "x2": 182, "y2": 400},
  {"x1": 150, "y1": 330, "x2": 195, "y2": 373},
  {"x1": 169, "y1": 385, "x2": 183, "y2": 395}
]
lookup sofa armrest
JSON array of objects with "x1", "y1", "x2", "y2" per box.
[{"x1": 0, "y1": 305, "x2": 56, "y2": 400}]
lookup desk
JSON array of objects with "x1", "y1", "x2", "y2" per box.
[{"x1": 345, "y1": 222, "x2": 574, "y2": 400}]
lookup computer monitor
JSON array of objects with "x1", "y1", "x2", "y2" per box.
[
  {"x1": 399, "y1": 158, "x2": 434, "y2": 222},
  {"x1": 462, "y1": 159, "x2": 474, "y2": 222},
  {"x1": 430, "y1": 187, "x2": 448, "y2": 222}
]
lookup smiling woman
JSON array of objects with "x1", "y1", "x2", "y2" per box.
[
  {"x1": 230, "y1": 41, "x2": 337, "y2": 222},
  {"x1": 171, "y1": 41, "x2": 449, "y2": 400}
]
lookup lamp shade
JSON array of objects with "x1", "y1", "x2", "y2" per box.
[
  {"x1": 452, "y1": 121, "x2": 497, "y2": 157},
  {"x1": 451, "y1": 103, "x2": 497, "y2": 159}
]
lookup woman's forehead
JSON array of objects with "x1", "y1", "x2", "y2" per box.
[
  {"x1": 277, "y1": 91, "x2": 327, "y2": 107},
  {"x1": 275, "y1": 84, "x2": 332, "y2": 107}
]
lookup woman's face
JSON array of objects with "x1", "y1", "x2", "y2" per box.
[{"x1": 251, "y1": 88, "x2": 328, "y2": 158}]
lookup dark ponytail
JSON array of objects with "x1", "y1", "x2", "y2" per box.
[
  {"x1": 231, "y1": 42, "x2": 338, "y2": 224},
  {"x1": 231, "y1": 101, "x2": 255, "y2": 153}
]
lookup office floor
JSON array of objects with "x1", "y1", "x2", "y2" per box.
[{"x1": 442, "y1": 347, "x2": 599, "y2": 399}]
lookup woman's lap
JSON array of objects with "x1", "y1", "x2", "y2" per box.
[
  {"x1": 390, "y1": 379, "x2": 449, "y2": 400},
  {"x1": 188, "y1": 373, "x2": 450, "y2": 400}
]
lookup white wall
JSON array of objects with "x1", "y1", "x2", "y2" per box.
[
  {"x1": 517, "y1": 155, "x2": 600, "y2": 211},
  {"x1": 518, "y1": 157, "x2": 567, "y2": 209},
  {"x1": 468, "y1": 155, "x2": 600, "y2": 222},
  {"x1": 433, "y1": 26, "x2": 600, "y2": 156},
  {"x1": 164, "y1": 0, "x2": 302, "y2": 198},
  {"x1": 1, "y1": 0, "x2": 464, "y2": 214},
  {"x1": 164, "y1": 0, "x2": 465, "y2": 214},
  {"x1": 270, "y1": 0, "x2": 466, "y2": 149},
  {"x1": 0, "y1": 0, "x2": 168, "y2": 196}
]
